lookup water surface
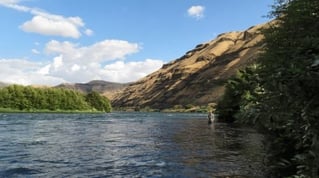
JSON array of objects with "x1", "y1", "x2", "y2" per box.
[{"x1": 0, "y1": 112, "x2": 265, "y2": 177}]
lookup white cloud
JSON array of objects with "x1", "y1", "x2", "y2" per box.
[
  {"x1": 31, "y1": 49, "x2": 40, "y2": 54},
  {"x1": 0, "y1": 0, "x2": 29, "y2": 12},
  {"x1": 42, "y1": 39, "x2": 147, "y2": 83},
  {"x1": 0, "y1": 56, "x2": 164, "y2": 86},
  {"x1": 21, "y1": 15, "x2": 82, "y2": 38},
  {"x1": 0, "y1": 0, "x2": 92, "y2": 38},
  {"x1": 37, "y1": 64, "x2": 50, "y2": 75},
  {"x1": 45, "y1": 39, "x2": 140, "y2": 63},
  {"x1": 0, "y1": 1, "x2": 164, "y2": 85},
  {"x1": 0, "y1": 38, "x2": 164, "y2": 85},
  {"x1": 85, "y1": 29, "x2": 94, "y2": 36},
  {"x1": 52, "y1": 55, "x2": 63, "y2": 69},
  {"x1": 102, "y1": 59, "x2": 164, "y2": 82},
  {"x1": 0, "y1": 0, "x2": 19, "y2": 3},
  {"x1": 0, "y1": 58, "x2": 66, "y2": 85},
  {"x1": 187, "y1": 5, "x2": 205, "y2": 19},
  {"x1": 71, "y1": 64, "x2": 81, "y2": 72}
]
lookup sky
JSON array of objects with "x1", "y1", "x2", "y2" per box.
[{"x1": 0, "y1": 0, "x2": 273, "y2": 86}]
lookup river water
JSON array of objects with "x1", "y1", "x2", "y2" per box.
[{"x1": 0, "y1": 112, "x2": 266, "y2": 177}]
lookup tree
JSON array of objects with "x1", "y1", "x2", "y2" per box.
[
  {"x1": 216, "y1": 0, "x2": 319, "y2": 176},
  {"x1": 215, "y1": 65, "x2": 261, "y2": 123},
  {"x1": 252, "y1": 0, "x2": 319, "y2": 176},
  {"x1": 0, "y1": 85, "x2": 111, "y2": 112},
  {"x1": 85, "y1": 91, "x2": 112, "y2": 112}
]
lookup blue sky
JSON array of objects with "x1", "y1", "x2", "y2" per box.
[{"x1": 0, "y1": 0, "x2": 273, "y2": 85}]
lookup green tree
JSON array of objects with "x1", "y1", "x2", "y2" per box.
[
  {"x1": 0, "y1": 85, "x2": 111, "y2": 112},
  {"x1": 85, "y1": 91, "x2": 112, "y2": 112},
  {"x1": 252, "y1": 0, "x2": 319, "y2": 176},
  {"x1": 216, "y1": 0, "x2": 319, "y2": 176},
  {"x1": 215, "y1": 65, "x2": 261, "y2": 123}
]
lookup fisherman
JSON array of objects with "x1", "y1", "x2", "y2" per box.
[{"x1": 208, "y1": 111, "x2": 215, "y2": 124}]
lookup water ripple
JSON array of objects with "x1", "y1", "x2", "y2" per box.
[
  {"x1": 0, "y1": 112, "x2": 266, "y2": 177},
  {"x1": 0, "y1": 167, "x2": 42, "y2": 177}
]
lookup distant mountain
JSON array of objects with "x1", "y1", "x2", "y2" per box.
[
  {"x1": 112, "y1": 21, "x2": 274, "y2": 109},
  {"x1": 55, "y1": 80, "x2": 130, "y2": 99},
  {"x1": 0, "y1": 82, "x2": 9, "y2": 88}
]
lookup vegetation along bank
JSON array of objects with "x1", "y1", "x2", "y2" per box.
[
  {"x1": 0, "y1": 85, "x2": 111, "y2": 113},
  {"x1": 216, "y1": 0, "x2": 319, "y2": 177}
]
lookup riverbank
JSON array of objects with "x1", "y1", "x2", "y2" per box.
[
  {"x1": 114, "y1": 104, "x2": 215, "y2": 113},
  {"x1": 0, "y1": 108, "x2": 106, "y2": 114}
]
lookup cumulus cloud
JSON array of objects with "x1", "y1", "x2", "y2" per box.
[
  {"x1": 0, "y1": 1, "x2": 165, "y2": 85},
  {"x1": 102, "y1": 59, "x2": 164, "y2": 82},
  {"x1": 0, "y1": 0, "x2": 92, "y2": 38},
  {"x1": 45, "y1": 39, "x2": 140, "y2": 63},
  {"x1": 0, "y1": 39, "x2": 164, "y2": 85},
  {"x1": 85, "y1": 29, "x2": 94, "y2": 36},
  {"x1": 0, "y1": 57, "x2": 164, "y2": 85},
  {"x1": 42, "y1": 39, "x2": 153, "y2": 83},
  {"x1": 21, "y1": 15, "x2": 82, "y2": 38},
  {"x1": 31, "y1": 49, "x2": 40, "y2": 54},
  {"x1": 0, "y1": 58, "x2": 66, "y2": 85},
  {"x1": 187, "y1": 5, "x2": 205, "y2": 19}
]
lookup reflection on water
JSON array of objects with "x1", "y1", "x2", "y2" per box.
[
  {"x1": 0, "y1": 113, "x2": 265, "y2": 177},
  {"x1": 170, "y1": 120, "x2": 265, "y2": 177}
]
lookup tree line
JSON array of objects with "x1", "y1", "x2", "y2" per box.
[
  {"x1": 215, "y1": 0, "x2": 319, "y2": 177},
  {"x1": 0, "y1": 85, "x2": 111, "y2": 112}
]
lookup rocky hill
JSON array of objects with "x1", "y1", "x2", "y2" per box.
[
  {"x1": 112, "y1": 22, "x2": 273, "y2": 109},
  {"x1": 55, "y1": 80, "x2": 129, "y2": 99}
]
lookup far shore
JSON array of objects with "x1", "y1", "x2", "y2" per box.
[
  {"x1": 0, "y1": 108, "x2": 107, "y2": 114},
  {"x1": 113, "y1": 106, "x2": 211, "y2": 113}
]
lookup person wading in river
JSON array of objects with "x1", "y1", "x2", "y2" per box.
[{"x1": 208, "y1": 111, "x2": 215, "y2": 124}]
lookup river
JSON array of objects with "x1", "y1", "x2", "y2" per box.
[{"x1": 0, "y1": 112, "x2": 266, "y2": 177}]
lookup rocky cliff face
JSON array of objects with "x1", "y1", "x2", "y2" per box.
[{"x1": 112, "y1": 22, "x2": 271, "y2": 109}]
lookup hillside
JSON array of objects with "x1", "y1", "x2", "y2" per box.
[
  {"x1": 112, "y1": 21, "x2": 273, "y2": 109},
  {"x1": 55, "y1": 80, "x2": 129, "y2": 100}
]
